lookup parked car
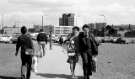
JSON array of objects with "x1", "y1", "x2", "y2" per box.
[
  {"x1": 11, "y1": 34, "x2": 20, "y2": 44},
  {"x1": 101, "y1": 37, "x2": 113, "y2": 43},
  {"x1": 10, "y1": 37, "x2": 18, "y2": 44},
  {"x1": 52, "y1": 35, "x2": 59, "y2": 43},
  {"x1": 113, "y1": 37, "x2": 126, "y2": 44},
  {"x1": 0, "y1": 35, "x2": 12, "y2": 43}
]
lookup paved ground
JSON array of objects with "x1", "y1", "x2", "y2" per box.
[
  {"x1": 0, "y1": 43, "x2": 21, "y2": 79},
  {"x1": 1, "y1": 43, "x2": 135, "y2": 79},
  {"x1": 31, "y1": 43, "x2": 83, "y2": 79}
]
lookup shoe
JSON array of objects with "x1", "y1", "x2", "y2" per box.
[
  {"x1": 33, "y1": 69, "x2": 38, "y2": 73},
  {"x1": 31, "y1": 68, "x2": 37, "y2": 73},
  {"x1": 72, "y1": 75, "x2": 75, "y2": 78},
  {"x1": 72, "y1": 73, "x2": 78, "y2": 79},
  {"x1": 84, "y1": 76, "x2": 89, "y2": 79},
  {"x1": 21, "y1": 75, "x2": 25, "y2": 79}
]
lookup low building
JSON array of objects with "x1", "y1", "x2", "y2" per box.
[
  {"x1": 88, "y1": 22, "x2": 106, "y2": 30},
  {"x1": 3, "y1": 27, "x2": 21, "y2": 36},
  {"x1": 54, "y1": 26, "x2": 73, "y2": 36},
  {"x1": 43, "y1": 25, "x2": 54, "y2": 34},
  {"x1": 33, "y1": 25, "x2": 54, "y2": 34}
]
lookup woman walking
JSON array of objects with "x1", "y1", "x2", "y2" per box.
[{"x1": 66, "y1": 26, "x2": 80, "y2": 78}]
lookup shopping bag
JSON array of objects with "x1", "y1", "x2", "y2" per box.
[{"x1": 31, "y1": 56, "x2": 38, "y2": 72}]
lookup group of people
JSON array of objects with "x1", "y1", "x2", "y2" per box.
[
  {"x1": 15, "y1": 24, "x2": 99, "y2": 79},
  {"x1": 64, "y1": 24, "x2": 99, "y2": 79}
]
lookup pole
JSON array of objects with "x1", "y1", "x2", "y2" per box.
[
  {"x1": 49, "y1": 31, "x2": 52, "y2": 50},
  {"x1": 42, "y1": 16, "x2": 44, "y2": 30},
  {"x1": 76, "y1": 16, "x2": 77, "y2": 26},
  {"x1": 1, "y1": 14, "x2": 4, "y2": 29}
]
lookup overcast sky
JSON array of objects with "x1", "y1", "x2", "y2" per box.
[{"x1": 0, "y1": 0, "x2": 135, "y2": 26}]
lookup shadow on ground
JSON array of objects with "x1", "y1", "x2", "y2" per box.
[
  {"x1": 0, "y1": 76, "x2": 20, "y2": 79},
  {"x1": 36, "y1": 73, "x2": 83, "y2": 79}
]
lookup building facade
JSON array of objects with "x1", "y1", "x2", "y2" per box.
[
  {"x1": 59, "y1": 13, "x2": 75, "y2": 26},
  {"x1": 43, "y1": 25, "x2": 54, "y2": 34},
  {"x1": 95, "y1": 23, "x2": 106, "y2": 30},
  {"x1": 88, "y1": 22, "x2": 106, "y2": 30},
  {"x1": 3, "y1": 27, "x2": 21, "y2": 35},
  {"x1": 54, "y1": 26, "x2": 72, "y2": 36},
  {"x1": 33, "y1": 25, "x2": 54, "y2": 34}
]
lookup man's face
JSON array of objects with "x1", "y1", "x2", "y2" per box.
[
  {"x1": 73, "y1": 29, "x2": 79, "y2": 35},
  {"x1": 83, "y1": 27, "x2": 89, "y2": 33}
]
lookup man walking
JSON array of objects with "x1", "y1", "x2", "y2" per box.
[
  {"x1": 37, "y1": 31, "x2": 48, "y2": 57},
  {"x1": 15, "y1": 26, "x2": 34, "y2": 79},
  {"x1": 78, "y1": 24, "x2": 99, "y2": 79}
]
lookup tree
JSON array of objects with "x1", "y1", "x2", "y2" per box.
[
  {"x1": 119, "y1": 27, "x2": 124, "y2": 31},
  {"x1": 105, "y1": 25, "x2": 118, "y2": 36}
]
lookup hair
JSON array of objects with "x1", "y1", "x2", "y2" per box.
[
  {"x1": 72, "y1": 26, "x2": 80, "y2": 31},
  {"x1": 82, "y1": 24, "x2": 89, "y2": 30},
  {"x1": 21, "y1": 26, "x2": 27, "y2": 34}
]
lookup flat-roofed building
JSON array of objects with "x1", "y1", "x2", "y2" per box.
[{"x1": 54, "y1": 26, "x2": 73, "y2": 36}]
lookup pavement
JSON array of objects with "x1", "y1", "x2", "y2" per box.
[
  {"x1": 31, "y1": 43, "x2": 83, "y2": 79},
  {"x1": 1, "y1": 43, "x2": 135, "y2": 79}
]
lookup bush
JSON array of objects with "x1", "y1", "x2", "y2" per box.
[{"x1": 125, "y1": 30, "x2": 135, "y2": 37}]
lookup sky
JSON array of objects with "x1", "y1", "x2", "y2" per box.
[{"x1": 0, "y1": 0, "x2": 135, "y2": 27}]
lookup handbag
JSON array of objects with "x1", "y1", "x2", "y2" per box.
[
  {"x1": 91, "y1": 58, "x2": 96, "y2": 72},
  {"x1": 31, "y1": 56, "x2": 38, "y2": 72},
  {"x1": 25, "y1": 49, "x2": 34, "y2": 55},
  {"x1": 67, "y1": 40, "x2": 75, "y2": 56}
]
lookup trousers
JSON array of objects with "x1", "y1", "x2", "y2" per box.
[
  {"x1": 21, "y1": 55, "x2": 32, "y2": 79},
  {"x1": 81, "y1": 52, "x2": 92, "y2": 79}
]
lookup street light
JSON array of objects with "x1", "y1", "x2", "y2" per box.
[{"x1": 42, "y1": 16, "x2": 44, "y2": 30}]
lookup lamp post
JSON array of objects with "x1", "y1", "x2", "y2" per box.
[
  {"x1": 49, "y1": 31, "x2": 52, "y2": 50},
  {"x1": 42, "y1": 16, "x2": 44, "y2": 31}
]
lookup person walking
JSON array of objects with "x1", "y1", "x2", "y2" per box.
[
  {"x1": 15, "y1": 26, "x2": 34, "y2": 79},
  {"x1": 59, "y1": 35, "x2": 64, "y2": 46},
  {"x1": 78, "y1": 24, "x2": 99, "y2": 79},
  {"x1": 66, "y1": 26, "x2": 80, "y2": 78},
  {"x1": 31, "y1": 40, "x2": 42, "y2": 73},
  {"x1": 37, "y1": 31, "x2": 48, "y2": 57}
]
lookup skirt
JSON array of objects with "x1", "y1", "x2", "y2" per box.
[{"x1": 67, "y1": 55, "x2": 78, "y2": 63}]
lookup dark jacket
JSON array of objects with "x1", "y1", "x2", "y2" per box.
[
  {"x1": 73, "y1": 36, "x2": 80, "y2": 54},
  {"x1": 37, "y1": 33, "x2": 47, "y2": 43},
  {"x1": 78, "y1": 32, "x2": 99, "y2": 56},
  {"x1": 16, "y1": 34, "x2": 34, "y2": 56}
]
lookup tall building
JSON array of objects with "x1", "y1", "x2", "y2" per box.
[
  {"x1": 59, "y1": 13, "x2": 74, "y2": 26},
  {"x1": 59, "y1": 18, "x2": 63, "y2": 26}
]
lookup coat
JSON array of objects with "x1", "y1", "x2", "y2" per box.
[{"x1": 78, "y1": 32, "x2": 99, "y2": 56}]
